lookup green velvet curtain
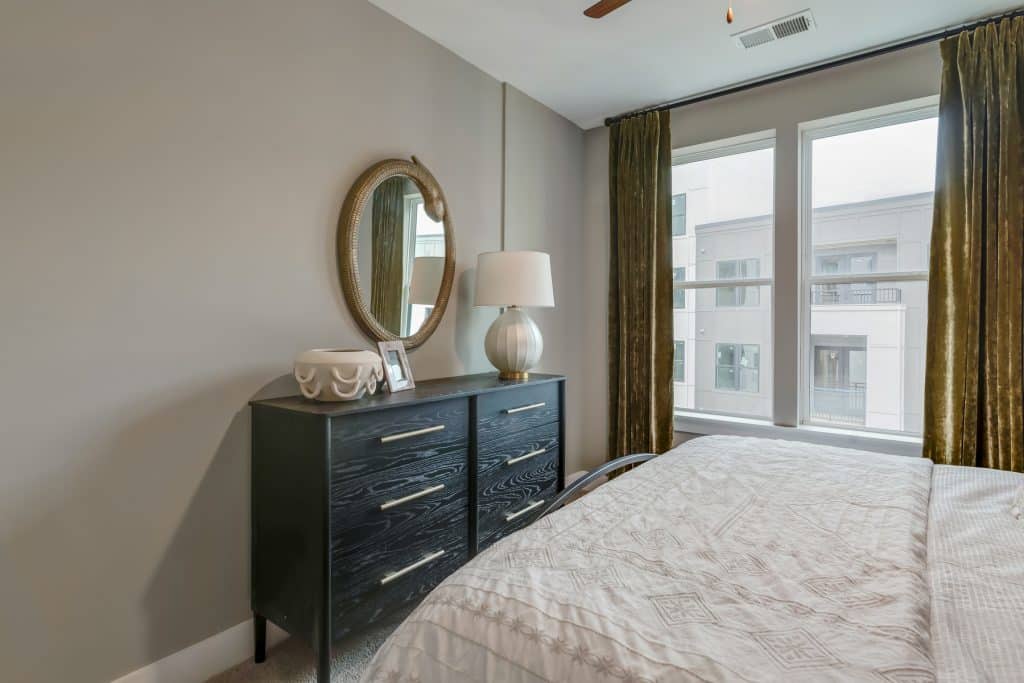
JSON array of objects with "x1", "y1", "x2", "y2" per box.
[
  {"x1": 370, "y1": 177, "x2": 407, "y2": 335},
  {"x1": 923, "y1": 17, "x2": 1024, "y2": 472},
  {"x1": 608, "y1": 110, "x2": 674, "y2": 460}
]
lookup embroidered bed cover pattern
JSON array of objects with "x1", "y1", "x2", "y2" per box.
[{"x1": 363, "y1": 436, "x2": 940, "y2": 682}]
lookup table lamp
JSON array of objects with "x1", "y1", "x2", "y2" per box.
[{"x1": 474, "y1": 250, "x2": 554, "y2": 380}]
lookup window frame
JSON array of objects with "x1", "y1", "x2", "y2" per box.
[
  {"x1": 798, "y1": 97, "x2": 939, "y2": 436},
  {"x1": 670, "y1": 130, "x2": 776, "y2": 422}
]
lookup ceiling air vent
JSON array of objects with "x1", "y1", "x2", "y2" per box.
[{"x1": 733, "y1": 9, "x2": 816, "y2": 49}]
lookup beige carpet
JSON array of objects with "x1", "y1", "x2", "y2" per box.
[{"x1": 208, "y1": 611, "x2": 408, "y2": 683}]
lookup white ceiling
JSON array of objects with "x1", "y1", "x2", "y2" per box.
[{"x1": 367, "y1": 0, "x2": 1021, "y2": 129}]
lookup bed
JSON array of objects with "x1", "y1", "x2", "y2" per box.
[{"x1": 361, "y1": 435, "x2": 1024, "y2": 682}]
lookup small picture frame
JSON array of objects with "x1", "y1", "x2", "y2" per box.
[{"x1": 377, "y1": 341, "x2": 415, "y2": 393}]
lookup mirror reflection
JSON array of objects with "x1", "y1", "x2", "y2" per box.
[{"x1": 356, "y1": 174, "x2": 446, "y2": 337}]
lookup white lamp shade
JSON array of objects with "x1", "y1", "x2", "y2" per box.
[
  {"x1": 474, "y1": 250, "x2": 554, "y2": 308},
  {"x1": 409, "y1": 256, "x2": 445, "y2": 305}
]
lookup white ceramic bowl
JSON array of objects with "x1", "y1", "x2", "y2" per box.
[{"x1": 293, "y1": 349, "x2": 384, "y2": 402}]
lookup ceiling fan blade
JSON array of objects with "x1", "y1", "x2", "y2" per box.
[{"x1": 584, "y1": 0, "x2": 633, "y2": 19}]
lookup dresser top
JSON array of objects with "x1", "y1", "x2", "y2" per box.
[{"x1": 251, "y1": 372, "x2": 564, "y2": 417}]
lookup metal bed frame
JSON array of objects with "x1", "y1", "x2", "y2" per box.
[{"x1": 538, "y1": 452, "x2": 656, "y2": 519}]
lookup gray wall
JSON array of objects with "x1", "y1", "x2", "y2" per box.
[
  {"x1": 0, "y1": 1, "x2": 583, "y2": 681},
  {"x1": 580, "y1": 43, "x2": 943, "y2": 447},
  {"x1": 504, "y1": 87, "x2": 588, "y2": 475}
]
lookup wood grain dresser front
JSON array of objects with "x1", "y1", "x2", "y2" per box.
[{"x1": 250, "y1": 373, "x2": 565, "y2": 683}]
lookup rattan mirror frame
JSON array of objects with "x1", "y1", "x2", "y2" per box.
[{"x1": 337, "y1": 156, "x2": 455, "y2": 350}]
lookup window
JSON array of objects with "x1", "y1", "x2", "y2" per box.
[
  {"x1": 716, "y1": 259, "x2": 760, "y2": 306},
  {"x1": 802, "y1": 103, "x2": 937, "y2": 435},
  {"x1": 671, "y1": 132, "x2": 774, "y2": 419},
  {"x1": 672, "y1": 194, "x2": 687, "y2": 236},
  {"x1": 716, "y1": 344, "x2": 759, "y2": 392},
  {"x1": 668, "y1": 98, "x2": 936, "y2": 445},
  {"x1": 673, "y1": 267, "x2": 686, "y2": 308},
  {"x1": 812, "y1": 250, "x2": 889, "y2": 304},
  {"x1": 810, "y1": 336, "x2": 866, "y2": 425},
  {"x1": 673, "y1": 341, "x2": 685, "y2": 381},
  {"x1": 816, "y1": 252, "x2": 876, "y2": 274},
  {"x1": 402, "y1": 196, "x2": 446, "y2": 336}
]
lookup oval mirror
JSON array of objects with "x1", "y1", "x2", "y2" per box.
[{"x1": 338, "y1": 157, "x2": 455, "y2": 349}]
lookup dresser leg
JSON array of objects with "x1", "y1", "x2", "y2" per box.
[
  {"x1": 253, "y1": 613, "x2": 267, "y2": 663},
  {"x1": 314, "y1": 634, "x2": 331, "y2": 683}
]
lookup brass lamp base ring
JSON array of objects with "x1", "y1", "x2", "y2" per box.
[{"x1": 498, "y1": 371, "x2": 529, "y2": 381}]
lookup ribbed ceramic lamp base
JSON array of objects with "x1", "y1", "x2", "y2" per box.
[{"x1": 485, "y1": 307, "x2": 543, "y2": 381}]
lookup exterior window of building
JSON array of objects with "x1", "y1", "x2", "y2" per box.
[
  {"x1": 810, "y1": 336, "x2": 867, "y2": 425},
  {"x1": 672, "y1": 194, "x2": 687, "y2": 236},
  {"x1": 716, "y1": 259, "x2": 760, "y2": 306},
  {"x1": 673, "y1": 267, "x2": 686, "y2": 308},
  {"x1": 671, "y1": 132, "x2": 774, "y2": 420},
  {"x1": 811, "y1": 251, "x2": 897, "y2": 304},
  {"x1": 673, "y1": 341, "x2": 685, "y2": 382},
  {"x1": 716, "y1": 344, "x2": 759, "y2": 392},
  {"x1": 803, "y1": 103, "x2": 937, "y2": 435}
]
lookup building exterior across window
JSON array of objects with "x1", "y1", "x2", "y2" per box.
[
  {"x1": 671, "y1": 191, "x2": 931, "y2": 431},
  {"x1": 671, "y1": 139, "x2": 775, "y2": 419},
  {"x1": 671, "y1": 107, "x2": 936, "y2": 435}
]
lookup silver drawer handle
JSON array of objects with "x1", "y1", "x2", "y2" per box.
[
  {"x1": 380, "y1": 483, "x2": 446, "y2": 511},
  {"x1": 380, "y1": 424, "x2": 445, "y2": 444},
  {"x1": 504, "y1": 402, "x2": 546, "y2": 415},
  {"x1": 380, "y1": 550, "x2": 446, "y2": 585},
  {"x1": 506, "y1": 448, "x2": 547, "y2": 466},
  {"x1": 505, "y1": 499, "x2": 545, "y2": 522}
]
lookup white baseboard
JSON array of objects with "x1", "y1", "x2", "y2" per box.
[{"x1": 112, "y1": 618, "x2": 289, "y2": 683}]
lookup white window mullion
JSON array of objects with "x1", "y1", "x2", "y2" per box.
[
  {"x1": 675, "y1": 277, "x2": 773, "y2": 290},
  {"x1": 808, "y1": 272, "x2": 928, "y2": 286}
]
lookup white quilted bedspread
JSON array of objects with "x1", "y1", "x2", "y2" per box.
[{"x1": 363, "y1": 436, "x2": 947, "y2": 682}]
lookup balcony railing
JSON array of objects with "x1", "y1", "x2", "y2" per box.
[
  {"x1": 810, "y1": 386, "x2": 866, "y2": 425},
  {"x1": 811, "y1": 286, "x2": 902, "y2": 305}
]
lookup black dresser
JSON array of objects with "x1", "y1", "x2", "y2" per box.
[{"x1": 249, "y1": 373, "x2": 565, "y2": 682}]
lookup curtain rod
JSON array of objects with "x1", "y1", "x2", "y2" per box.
[{"x1": 604, "y1": 8, "x2": 1024, "y2": 126}]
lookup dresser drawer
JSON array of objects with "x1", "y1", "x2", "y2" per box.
[
  {"x1": 477, "y1": 451, "x2": 558, "y2": 546},
  {"x1": 331, "y1": 530, "x2": 468, "y2": 640},
  {"x1": 477, "y1": 422, "x2": 560, "y2": 478},
  {"x1": 331, "y1": 496, "x2": 469, "y2": 615},
  {"x1": 477, "y1": 382, "x2": 560, "y2": 443},
  {"x1": 330, "y1": 398, "x2": 469, "y2": 453},
  {"x1": 330, "y1": 446, "x2": 467, "y2": 521},
  {"x1": 479, "y1": 478, "x2": 558, "y2": 552},
  {"x1": 329, "y1": 399, "x2": 469, "y2": 510},
  {"x1": 331, "y1": 467, "x2": 468, "y2": 553}
]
